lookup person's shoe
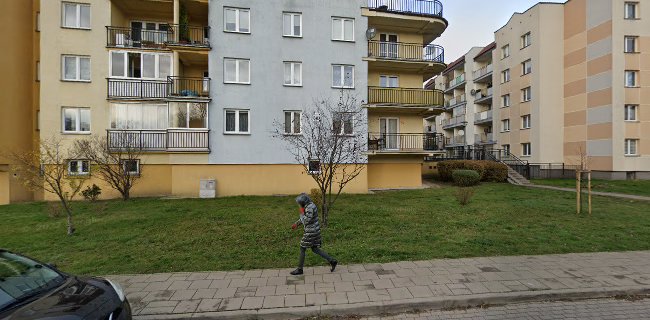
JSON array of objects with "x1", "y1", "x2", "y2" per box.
[
  {"x1": 330, "y1": 260, "x2": 338, "y2": 272},
  {"x1": 290, "y1": 268, "x2": 303, "y2": 275}
]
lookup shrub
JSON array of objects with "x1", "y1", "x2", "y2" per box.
[
  {"x1": 482, "y1": 161, "x2": 509, "y2": 182},
  {"x1": 452, "y1": 170, "x2": 481, "y2": 187},
  {"x1": 438, "y1": 160, "x2": 507, "y2": 182},
  {"x1": 82, "y1": 184, "x2": 102, "y2": 202},
  {"x1": 309, "y1": 188, "x2": 322, "y2": 211},
  {"x1": 455, "y1": 187, "x2": 475, "y2": 206}
]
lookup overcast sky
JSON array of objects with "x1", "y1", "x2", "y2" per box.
[{"x1": 436, "y1": 0, "x2": 565, "y2": 62}]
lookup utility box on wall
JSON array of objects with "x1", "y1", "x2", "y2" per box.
[{"x1": 199, "y1": 179, "x2": 216, "y2": 198}]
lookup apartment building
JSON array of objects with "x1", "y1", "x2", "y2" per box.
[{"x1": 0, "y1": 0, "x2": 448, "y2": 204}]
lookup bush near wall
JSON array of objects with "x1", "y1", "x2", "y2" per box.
[
  {"x1": 438, "y1": 160, "x2": 508, "y2": 182},
  {"x1": 452, "y1": 170, "x2": 481, "y2": 187}
]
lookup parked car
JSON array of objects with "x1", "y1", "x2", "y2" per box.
[{"x1": 0, "y1": 249, "x2": 131, "y2": 319}]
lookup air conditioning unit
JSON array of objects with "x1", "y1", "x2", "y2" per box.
[{"x1": 199, "y1": 179, "x2": 216, "y2": 198}]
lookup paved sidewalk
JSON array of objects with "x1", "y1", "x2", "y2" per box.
[
  {"x1": 107, "y1": 251, "x2": 650, "y2": 319},
  {"x1": 526, "y1": 184, "x2": 650, "y2": 202}
]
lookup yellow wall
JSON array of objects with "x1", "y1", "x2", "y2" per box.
[
  {"x1": 368, "y1": 70, "x2": 423, "y2": 88},
  {"x1": 368, "y1": 162, "x2": 423, "y2": 189},
  {"x1": 368, "y1": 112, "x2": 425, "y2": 134},
  {"x1": 0, "y1": 172, "x2": 9, "y2": 205}
]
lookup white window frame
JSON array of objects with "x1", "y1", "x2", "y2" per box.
[
  {"x1": 62, "y1": 2, "x2": 91, "y2": 29},
  {"x1": 332, "y1": 64, "x2": 355, "y2": 89},
  {"x1": 283, "y1": 61, "x2": 302, "y2": 86},
  {"x1": 521, "y1": 114, "x2": 531, "y2": 129},
  {"x1": 625, "y1": 139, "x2": 638, "y2": 156},
  {"x1": 168, "y1": 102, "x2": 209, "y2": 129},
  {"x1": 625, "y1": 70, "x2": 638, "y2": 87},
  {"x1": 502, "y1": 94, "x2": 510, "y2": 108},
  {"x1": 522, "y1": 143, "x2": 532, "y2": 157},
  {"x1": 522, "y1": 59, "x2": 532, "y2": 75},
  {"x1": 522, "y1": 87, "x2": 532, "y2": 102},
  {"x1": 625, "y1": 2, "x2": 638, "y2": 19},
  {"x1": 503, "y1": 144, "x2": 511, "y2": 155},
  {"x1": 379, "y1": 75, "x2": 399, "y2": 88},
  {"x1": 62, "y1": 55, "x2": 91, "y2": 82},
  {"x1": 68, "y1": 160, "x2": 90, "y2": 176},
  {"x1": 122, "y1": 159, "x2": 140, "y2": 176},
  {"x1": 501, "y1": 69, "x2": 510, "y2": 83},
  {"x1": 284, "y1": 110, "x2": 302, "y2": 135},
  {"x1": 501, "y1": 44, "x2": 510, "y2": 59},
  {"x1": 224, "y1": 109, "x2": 250, "y2": 134},
  {"x1": 224, "y1": 58, "x2": 251, "y2": 84},
  {"x1": 625, "y1": 105, "x2": 638, "y2": 121},
  {"x1": 625, "y1": 36, "x2": 638, "y2": 53},
  {"x1": 62, "y1": 107, "x2": 91, "y2": 134},
  {"x1": 502, "y1": 119, "x2": 510, "y2": 132},
  {"x1": 333, "y1": 112, "x2": 354, "y2": 136},
  {"x1": 108, "y1": 51, "x2": 173, "y2": 80},
  {"x1": 521, "y1": 32, "x2": 531, "y2": 49},
  {"x1": 224, "y1": 7, "x2": 250, "y2": 33},
  {"x1": 283, "y1": 12, "x2": 302, "y2": 37},
  {"x1": 331, "y1": 17, "x2": 354, "y2": 42}
]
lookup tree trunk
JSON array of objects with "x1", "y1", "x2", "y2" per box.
[
  {"x1": 62, "y1": 202, "x2": 75, "y2": 236},
  {"x1": 321, "y1": 192, "x2": 329, "y2": 228},
  {"x1": 123, "y1": 188, "x2": 130, "y2": 201}
]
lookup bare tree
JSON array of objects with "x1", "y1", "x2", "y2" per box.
[
  {"x1": 75, "y1": 134, "x2": 143, "y2": 201},
  {"x1": 273, "y1": 92, "x2": 367, "y2": 226},
  {"x1": 7, "y1": 138, "x2": 85, "y2": 235}
]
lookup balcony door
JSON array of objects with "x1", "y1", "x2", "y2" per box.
[
  {"x1": 379, "y1": 118, "x2": 399, "y2": 150},
  {"x1": 131, "y1": 21, "x2": 169, "y2": 47},
  {"x1": 379, "y1": 34, "x2": 398, "y2": 59}
]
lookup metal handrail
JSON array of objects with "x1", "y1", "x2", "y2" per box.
[
  {"x1": 367, "y1": 41, "x2": 444, "y2": 63},
  {"x1": 367, "y1": 0, "x2": 444, "y2": 17},
  {"x1": 446, "y1": 73, "x2": 466, "y2": 90},
  {"x1": 106, "y1": 25, "x2": 210, "y2": 49},
  {"x1": 368, "y1": 87, "x2": 444, "y2": 106},
  {"x1": 107, "y1": 129, "x2": 210, "y2": 152},
  {"x1": 473, "y1": 64, "x2": 493, "y2": 80},
  {"x1": 368, "y1": 132, "x2": 445, "y2": 151},
  {"x1": 445, "y1": 94, "x2": 466, "y2": 108}
]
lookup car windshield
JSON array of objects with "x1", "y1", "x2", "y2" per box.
[{"x1": 0, "y1": 252, "x2": 65, "y2": 311}]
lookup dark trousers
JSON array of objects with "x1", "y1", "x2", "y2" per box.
[{"x1": 298, "y1": 246, "x2": 334, "y2": 269}]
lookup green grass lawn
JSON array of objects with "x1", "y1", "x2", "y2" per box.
[
  {"x1": 532, "y1": 178, "x2": 650, "y2": 197},
  {"x1": 1, "y1": 183, "x2": 650, "y2": 276}
]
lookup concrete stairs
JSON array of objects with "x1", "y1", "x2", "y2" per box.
[{"x1": 507, "y1": 167, "x2": 532, "y2": 186}]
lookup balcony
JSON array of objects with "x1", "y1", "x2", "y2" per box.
[
  {"x1": 366, "y1": 41, "x2": 445, "y2": 78},
  {"x1": 106, "y1": 25, "x2": 210, "y2": 50},
  {"x1": 368, "y1": 132, "x2": 445, "y2": 154},
  {"x1": 368, "y1": 87, "x2": 443, "y2": 107},
  {"x1": 475, "y1": 133, "x2": 496, "y2": 145},
  {"x1": 107, "y1": 77, "x2": 211, "y2": 100},
  {"x1": 444, "y1": 73, "x2": 466, "y2": 93},
  {"x1": 444, "y1": 94, "x2": 466, "y2": 109},
  {"x1": 107, "y1": 129, "x2": 210, "y2": 153},
  {"x1": 442, "y1": 115, "x2": 466, "y2": 129},
  {"x1": 474, "y1": 110, "x2": 493, "y2": 125},
  {"x1": 473, "y1": 64, "x2": 493, "y2": 83},
  {"x1": 474, "y1": 87, "x2": 493, "y2": 105},
  {"x1": 363, "y1": 0, "x2": 448, "y2": 44},
  {"x1": 445, "y1": 136, "x2": 465, "y2": 147}
]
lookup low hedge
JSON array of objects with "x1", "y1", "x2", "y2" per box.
[
  {"x1": 452, "y1": 170, "x2": 481, "y2": 187},
  {"x1": 438, "y1": 160, "x2": 508, "y2": 182}
]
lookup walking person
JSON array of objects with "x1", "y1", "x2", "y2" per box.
[{"x1": 290, "y1": 193, "x2": 337, "y2": 275}]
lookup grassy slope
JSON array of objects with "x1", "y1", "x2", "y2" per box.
[
  {"x1": 1, "y1": 183, "x2": 649, "y2": 275},
  {"x1": 532, "y1": 179, "x2": 650, "y2": 197}
]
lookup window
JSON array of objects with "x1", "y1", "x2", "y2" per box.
[
  {"x1": 169, "y1": 102, "x2": 208, "y2": 128},
  {"x1": 224, "y1": 109, "x2": 250, "y2": 134},
  {"x1": 68, "y1": 160, "x2": 90, "y2": 176},
  {"x1": 333, "y1": 112, "x2": 354, "y2": 135},
  {"x1": 625, "y1": 2, "x2": 638, "y2": 19},
  {"x1": 284, "y1": 62, "x2": 302, "y2": 86},
  {"x1": 284, "y1": 111, "x2": 301, "y2": 134},
  {"x1": 503, "y1": 144, "x2": 511, "y2": 155},
  {"x1": 109, "y1": 51, "x2": 172, "y2": 79},
  {"x1": 36, "y1": 12, "x2": 40, "y2": 31},
  {"x1": 625, "y1": 71, "x2": 638, "y2": 87},
  {"x1": 122, "y1": 160, "x2": 140, "y2": 176},
  {"x1": 501, "y1": 44, "x2": 510, "y2": 59},
  {"x1": 62, "y1": 107, "x2": 91, "y2": 133},
  {"x1": 625, "y1": 139, "x2": 638, "y2": 156},
  {"x1": 283, "y1": 12, "x2": 302, "y2": 37},
  {"x1": 62, "y1": 2, "x2": 90, "y2": 29},
  {"x1": 521, "y1": 32, "x2": 531, "y2": 48},
  {"x1": 522, "y1": 59, "x2": 532, "y2": 75},
  {"x1": 332, "y1": 17, "x2": 354, "y2": 41},
  {"x1": 522, "y1": 87, "x2": 532, "y2": 102},
  {"x1": 110, "y1": 104, "x2": 167, "y2": 129},
  {"x1": 501, "y1": 69, "x2": 510, "y2": 83},
  {"x1": 62, "y1": 55, "x2": 90, "y2": 81},
  {"x1": 522, "y1": 143, "x2": 532, "y2": 156},
  {"x1": 625, "y1": 105, "x2": 638, "y2": 121},
  {"x1": 224, "y1": 7, "x2": 250, "y2": 33},
  {"x1": 502, "y1": 94, "x2": 511, "y2": 108},
  {"x1": 501, "y1": 119, "x2": 510, "y2": 132},
  {"x1": 332, "y1": 65, "x2": 354, "y2": 88},
  {"x1": 521, "y1": 114, "x2": 531, "y2": 129},
  {"x1": 625, "y1": 36, "x2": 638, "y2": 53},
  {"x1": 379, "y1": 75, "x2": 399, "y2": 88},
  {"x1": 308, "y1": 159, "x2": 321, "y2": 175},
  {"x1": 36, "y1": 61, "x2": 40, "y2": 82},
  {"x1": 224, "y1": 58, "x2": 250, "y2": 84}
]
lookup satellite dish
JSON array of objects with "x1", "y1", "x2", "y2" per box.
[
  {"x1": 458, "y1": 130, "x2": 465, "y2": 136},
  {"x1": 366, "y1": 27, "x2": 377, "y2": 40}
]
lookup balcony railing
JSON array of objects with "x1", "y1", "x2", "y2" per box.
[
  {"x1": 368, "y1": 133, "x2": 445, "y2": 152},
  {"x1": 474, "y1": 110, "x2": 493, "y2": 124},
  {"x1": 106, "y1": 25, "x2": 210, "y2": 49},
  {"x1": 475, "y1": 87, "x2": 493, "y2": 102},
  {"x1": 368, "y1": 87, "x2": 444, "y2": 106},
  {"x1": 368, "y1": 41, "x2": 444, "y2": 63},
  {"x1": 444, "y1": 94, "x2": 466, "y2": 108},
  {"x1": 473, "y1": 64, "x2": 493, "y2": 80},
  {"x1": 107, "y1": 129, "x2": 210, "y2": 152},
  {"x1": 168, "y1": 77, "x2": 210, "y2": 99},
  {"x1": 445, "y1": 136, "x2": 465, "y2": 146},
  {"x1": 108, "y1": 77, "x2": 211, "y2": 100},
  {"x1": 442, "y1": 115, "x2": 466, "y2": 129},
  {"x1": 367, "y1": 0, "x2": 444, "y2": 17},
  {"x1": 445, "y1": 73, "x2": 466, "y2": 91},
  {"x1": 475, "y1": 133, "x2": 496, "y2": 145}
]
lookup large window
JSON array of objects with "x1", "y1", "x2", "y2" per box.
[
  {"x1": 522, "y1": 143, "x2": 532, "y2": 156},
  {"x1": 283, "y1": 12, "x2": 302, "y2": 37},
  {"x1": 332, "y1": 65, "x2": 354, "y2": 88},
  {"x1": 62, "y1": 2, "x2": 90, "y2": 29},
  {"x1": 521, "y1": 114, "x2": 531, "y2": 129},
  {"x1": 224, "y1": 58, "x2": 250, "y2": 84},
  {"x1": 522, "y1": 87, "x2": 532, "y2": 102},
  {"x1": 521, "y1": 32, "x2": 531, "y2": 48},
  {"x1": 625, "y1": 2, "x2": 638, "y2": 19},
  {"x1": 501, "y1": 119, "x2": 510, "y2": 132},
  {"x1": 62, "y1": 107, "x2": 90, "y2": 134},
  {"x1": 380, "y1": 75, "x2": 399, "y2": 88},
  {"x1": 625, "y1": 139, "x2": 638, "y2": 156},
  {"x1": 169, "y1": 102, "x2": 208, "y2": 129},
  {"x1": 522, "y1": 59, "x2": 532, "y2": 75},
  {"x1": 625, "y1": 36, "x2": 638, "y2": 53},
  {"x1": 333, "y1": 112, "x2": 354, "y2": 135},
  {"x1": 284, "y1": 62, "x2": 302, "y2": 86},
  {"x1": 625, "y1": 70, "x2": 638, "y2": 87},
  {"x1": 110, "y1": 103, "x2": 168, "y2": 130},
  {"x1": 502, "y1": 94, "x2": 511, "y2": 108},
  {"x1": 284, "y1": 111, "x2": 302, "y2": 134},
  {"x1": 332, "y1": 17, "x2": 354, "y2": 41},
  {"x1": 625, "y1": 105, "x2": 638, "y2": 121},
  {"x1": 501, "y1": 44, "x2": 510, "y2": 59},
  {"x1": 224, "y1": 8, "x2": 250, "y2": 33},
  {"x1": 225, "y1": 109, "x2": 250, "y2": 134},
  {"x1": 68, "y1": 160, "x2": 90, "y2": 176},
  {"x1": 110, "y1": 51, "x2": 171, "y2": 79},
  {"x1": 62, "y1": 55, "x2": 90, "y2": 81},
  {"x1": 501, "y1": 69, "x2": 510, "y2": 83}
]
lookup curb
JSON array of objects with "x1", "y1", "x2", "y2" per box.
[{"x1": 133, "y1": 285, "x2": 650, "y2": 320}]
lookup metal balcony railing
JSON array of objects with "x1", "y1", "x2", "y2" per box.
[
  {"x1": 474, "y1": 133, "x2": 495, "y2": 144},
  {"x1": 368, "y1": 41, "x2": 444, "y2": 63},
  {"x1": 108, "y1": 77, "x2": 211, "y2": 100},
  {"x1": 445, "y1": 73, "x2": 466, "y2": 91},
  {"x1": 367, "y1": 0, "x2": 444, "y2": 17},
  {"x1": 166, "y1": 24, "x2": 210, "y2": 47},
  {"x1": 475, "y1": 87, "x2": 493, "y2": 102},
  {"x1": 106, "y1": 25, "x2": 210, "y2": 49},
  {"x1": 473, "y1": 64, "x2": 493, "y2": 80},
  {"x1": 368, "y1": 133, "x2": 445, "y2": 152},
  {"x1": 474, "y1": 110, "x2": 493, "y2": 123},
  {"x1": 442, "y1": 115, "x2": 466, "y2": 128},
  {"x1": 445, "y1": 136, "x2": 465, "y2": 146},
  {"x1": 168, "y1": 77, "x2": 211, "y2": 98},
  {"x1": 107, "y1": 129, "x2": 210, "y2": 152},
  {"x1": 368, "y1": 87, "x2": 444, "y2": 106},
  {"x1": 444, "y1": 94, "x2": 466, "y2": 108}
]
